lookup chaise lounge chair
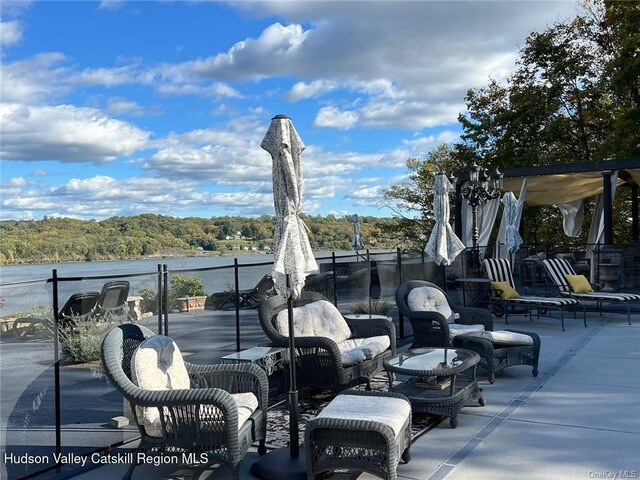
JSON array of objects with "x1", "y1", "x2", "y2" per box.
[
  {"x1": 13, "y1": 280, "x2": 130, "y2": 339},
  {"x1": 483, "y1": 258, "x2": 585, "y2": 331},
  {"x1": 543, "y1": 257, "x2": 639, "y2": 325},
  {"x1": 209, "y1": 274, "x2": 276, "y2": 310}
]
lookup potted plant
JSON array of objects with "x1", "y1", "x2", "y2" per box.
[{"x1": 171, "y1": 275, "x2": 207, "y2": 312}]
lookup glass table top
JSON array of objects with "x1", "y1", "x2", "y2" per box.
[{"x1": 385, "y1": 348, "x2": 478, "y2": 374}]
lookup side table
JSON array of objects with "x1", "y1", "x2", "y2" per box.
[
  {"x1": 383, "y1": 347, "x2": 484, "y2": 428},
  {"x1": 221, "y1": 346, "x2": 284, "y2": 375}
]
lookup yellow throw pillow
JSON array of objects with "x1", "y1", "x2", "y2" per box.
[
  {"x1": 564, "y1": 274, "x2": 593, "y2": 293},
  {"x1": 490, "y1": 281, "x2": 520, "y2": 299}
]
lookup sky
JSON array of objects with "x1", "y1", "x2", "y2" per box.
[{"x1": 0, "y1": 0, "x2": 580, "y2": 221}]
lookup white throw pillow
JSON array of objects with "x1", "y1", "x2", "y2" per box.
[
  {"x1": 130, "y1": 335, "x2": 258, "y2": 437},
  {"x1": 130, "y1": 335, "x2": 190, "y2": 437},
  {"x1": 275, "y1": 300, "x2": 352, "y2": 344},
  {"x1": 407, "y1": 286, "x2": 458, "y2": 323}
]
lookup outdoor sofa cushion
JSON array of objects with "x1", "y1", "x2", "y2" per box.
[
  {"x1": 275, "y1": 300, "x2": 390, "y2": 367},
  {"x1": 130, "y1": 335, "x2": 258, "y2": 437},
  {"x1": 564, "y1": 274, "x2": 593, "y2": 293},
  {"x1": 449, "y1": 324, "x2": 485, "y2": 341},
  {"x1": 407, "y1": 286, "x2": 459, "y2": 323},
  {"x1": 316, "y1": 392, "x2": 411, "y2": 439},
  {"x1": 460, "y1": 330, "x2": 534, "y2": 346}
]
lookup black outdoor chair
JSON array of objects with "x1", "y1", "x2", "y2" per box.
[
  {"x1": 395, "y1": 280, "x2": 494, "y2": 349},
  {"x1": 258, "y1": 291, "x2": 396, "y2": 393},
  {"x1": 101, "y1": 324, "x2": 267, "y2": 479}
]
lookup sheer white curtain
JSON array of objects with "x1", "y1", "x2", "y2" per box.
[
  {"x1": 557, "y1": 200, "x2": 584, "y2": 237},
  {"x1": 496, "y1": 177, "x2": 529, "y2": 260}
]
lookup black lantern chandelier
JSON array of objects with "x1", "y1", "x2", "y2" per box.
[{"x1": 460, "y1": 163, "x2": 504, "y2": 275}]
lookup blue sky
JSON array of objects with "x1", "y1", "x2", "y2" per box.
[{"x1": 1, "y1": 0, "x2": 579, "y2": 221}]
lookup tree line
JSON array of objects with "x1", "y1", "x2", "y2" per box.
[{"x1": 0, "y1": 214, "x2": 400, "y2": 265}]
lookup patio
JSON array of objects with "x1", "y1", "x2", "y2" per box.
[{"x1": 25, "y1": 305, "x2": 640, "y2": 480}]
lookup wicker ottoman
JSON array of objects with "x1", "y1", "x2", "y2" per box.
[
  {"x1": 305, "y1": 390, "x2": 412, "y2": 480},
  {"x1": 452, "y1": 329, "x2": 540, "y2": 384}
]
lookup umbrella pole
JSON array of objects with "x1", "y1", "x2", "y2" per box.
[
  {"x1": 286, "y1": 273, "x2": 300, "y2": 457},
  {"x1": 251, "y1": 273, "x2": 306, "y2": 480}
]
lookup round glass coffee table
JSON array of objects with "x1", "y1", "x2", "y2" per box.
[{"x1": 383, "y1": 347, "x2": 484, "y2": 428}]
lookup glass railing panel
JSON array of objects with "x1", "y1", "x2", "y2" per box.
[{"x1": 1, "y1": 279, "x2": 57, "y2": 480}]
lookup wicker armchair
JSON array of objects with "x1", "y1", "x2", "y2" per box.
[
  {"x1": 101, "y1": 324, "x2": 268, "y2": 480},
  {"x1": 258, "y1": 291, "x2": 396, "y2": 393},
  {"x1": 395, "y1": 280, "x2": 494, "y2": 349}
]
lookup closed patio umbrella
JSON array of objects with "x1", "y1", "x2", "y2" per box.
[
  {"x1": 352, "y1": 214, "x2": 365, "y2": 252},
  {"x1": 502, "y1": 191, "x2": 523, "y2": 254},
  {"x1": 425, "y1": 174, "x2": 465, "y2": 266},
  {"x1": 252, "y1": 114, "x2": 318, "y2": 480}
]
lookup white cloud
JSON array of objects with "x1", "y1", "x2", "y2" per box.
[
  {"x1": 98, "y1": 0, "x2": 125, "y2": 11},
  {"x1": 0, "y1": 103, "x2": 150, "y2": 163},
  {"x1": 314, "y1": 106, "x2": 359, "y2": 129},
  {"x1": 0, "y1": 53, "x2": 70, "y2": 104},
  {"x1": 286, "y1": 79, "x2": 337, "y2": 101},
  {"x1": 187, "y1": 22, "x2": 310, "y2": 81},
  {"x1": 0, "y1": 20, "x2": 22, "y2": 45},
  {"x1": 105, "y1": 97, "x2": 147, "y2": 117}
]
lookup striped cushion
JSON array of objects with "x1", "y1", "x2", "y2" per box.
[
  {"x1": 483, "y1": 258, "x2": 516, "y2": 287},
  {"x1": 542, "y1": 258, "x2": 574, "y2": 292},
  {"x1": 559, "y1": 291, "x2": 640, "y2": 302},
  {"x1": 506, "y1": 295, "x2": 578, "y2": 306},
  {"x1": 545, "y1": 258, "x2": 640, "y2": 303}
]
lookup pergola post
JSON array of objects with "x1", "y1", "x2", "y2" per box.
[
  {"x1": 602, "y1": 170, "x2": 613, "y2": 245},
  {"x1": 631, "y1": 183, "x2": 639, "y2": 243}
]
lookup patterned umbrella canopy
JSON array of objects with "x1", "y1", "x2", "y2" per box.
[
  {"x1": 352, "y1": 214, "x2": 365, "y2": 251},
  {"x1": 424, "y1": 174, "x2": 465, "y2": 266},
  {"x1": 501, "y1": 191, "x2": 523, "y2": 253},
  {"x1": 261, "y1": 115, "x2": 318, "y2": 299}
]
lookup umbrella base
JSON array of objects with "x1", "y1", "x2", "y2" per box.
[{"x1": 251, "y1": 446, "x2": 307, "y2": 480}]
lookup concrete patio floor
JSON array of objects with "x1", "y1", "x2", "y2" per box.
[{"x1": 52, "y1": 309, "x2": 640, "y2": 480}]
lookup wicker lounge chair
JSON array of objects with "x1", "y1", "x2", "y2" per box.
[
  {"x1": 258, "y1": 291, "x2": 395, "y2": 393},
  {"x1": 395, "y1": 280, "x2": 494, "y2": 349},
  {"x1": 101, "y1": 324, "x2": 268, "y2": 480},
  {"x1": 13, "y1": 280, "x2": 129, "y2": 339},
  {"x1": 483, "y1": 258, "x2": 585, "y2": 331},
  {"x1": 543, "y1": 258, "x2": 639, "y2": 325}
]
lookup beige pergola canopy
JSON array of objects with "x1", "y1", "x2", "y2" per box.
[
  {"x1": 454, "y1": 159, "x2": 640, "y2": 245},
  {"x1": 503, "y1": 166, "x2": 640, "y2": 206}
]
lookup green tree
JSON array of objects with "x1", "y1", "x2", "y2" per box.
[{"x1": 383, "y1": 144, "x2": 463, "y2": 250}]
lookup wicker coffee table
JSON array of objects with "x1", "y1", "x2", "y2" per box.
[{"x1": 383, "y1": 347, "x2": 484, "y2": 428}]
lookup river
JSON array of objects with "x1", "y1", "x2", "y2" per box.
[{"x1": 0, "y1": 251, "x2": 370, "y2": 317}]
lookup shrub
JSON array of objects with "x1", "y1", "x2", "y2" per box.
[
  {"x1": 61, "y1": 321, "x2": 115, "y2": 364},
  {"x1": 137, "y1": 275, "x2": 206, "y2": 314}
]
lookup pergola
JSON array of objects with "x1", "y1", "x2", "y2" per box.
[{"x1": 454, "y1": 158, "x2": 640, "y2": 246}]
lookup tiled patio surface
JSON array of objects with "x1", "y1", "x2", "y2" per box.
[
  {"x1": 6, "y1": 304, "x2": 640, "y2": 480},
  {"x1": 52, "y1": 309, "x2": 640, "y2": 480}
]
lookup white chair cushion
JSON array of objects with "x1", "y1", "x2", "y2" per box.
[
  {"x1": 317, "y1": 394, "x2": 411, "y2": 439},
  {"x1": 339, "y1": 335, "x2": 391, "y2": 360},
  {"x1": 461, "y1": 330, "x2": 534, "y2": 346},
  {"x1": 130, "y1": 335, "x2": 257, "y2": 437},
  {"x1": 275, "y1": 300, "x2": 352, "y2": 344},
  {"x1": 448, "y1": 323, "x2": 485, "y2": 341},
  {"x1": 338, "y1": 347, "x2": 367, "y2": 366},
  {"x1": 407, "y1": 286, "x2": 458, "y2": 323}
]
